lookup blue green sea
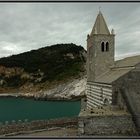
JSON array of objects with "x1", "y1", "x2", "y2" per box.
[{"x1": 0, "y1": 97, "x2": 81, "y2": 123}]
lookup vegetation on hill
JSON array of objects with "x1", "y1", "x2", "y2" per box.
[{"x1": 0, "y1": 43, "x2": 86, "y2": 92}]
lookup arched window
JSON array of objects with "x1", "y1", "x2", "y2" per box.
[
  {"x1": 106, "y1": 42, "x2": 109, "y2": 51},
  {"x1": 101, "y1": 42, "x2": 105, "y2": 52}
]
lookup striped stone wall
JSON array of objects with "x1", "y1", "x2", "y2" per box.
[{"x1": 86, "y1": 82, "x2": 112, "y2": 109}]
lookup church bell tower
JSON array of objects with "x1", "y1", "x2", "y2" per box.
[{"x1": 87, "y1": 11, "x2": 115, "y2": 82}]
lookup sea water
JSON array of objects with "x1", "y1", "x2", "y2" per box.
[{"x1": 0, "y1": 97, "x2": 81, "y2": 123}]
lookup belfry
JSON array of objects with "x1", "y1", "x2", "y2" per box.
[
  {"x1": 86, "y1": 11, "x2": 115, "y2": 108},
  {"x1": 87, "y1": 11, "x2": 115, "y2": 81}
]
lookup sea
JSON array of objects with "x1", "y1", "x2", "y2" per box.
[{"x1": 0, "y1": 97, "x2": 81, "y2": 124}]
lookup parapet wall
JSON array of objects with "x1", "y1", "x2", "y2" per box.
[
  {"x1": 0, "y1": 117, "x2": 78, "y2": 136},
  {"x1": 78, "y1": 115, "x2": 138, "y2": 136}
]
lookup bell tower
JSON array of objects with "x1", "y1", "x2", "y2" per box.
[{"x1": 87, "y1": 11, "x2": 115, "y2": 82}]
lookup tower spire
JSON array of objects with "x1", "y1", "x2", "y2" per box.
[
  {"x1": 99, "y1": 6, "x2": 101, "y2": 13},
  {"x1": 90, "y1": 10, "x2": 110, "y2": 35}
]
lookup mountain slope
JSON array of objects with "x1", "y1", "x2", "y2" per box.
[{"x1": 0, "y1": 43, "x2": 86, "y2": 94}]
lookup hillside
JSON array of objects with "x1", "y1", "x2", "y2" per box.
[{"x1": 0, "y1": 43, "x2": 86, "y2": 97}]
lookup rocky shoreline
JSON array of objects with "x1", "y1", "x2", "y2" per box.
[
  {"x1": 0, "y1": 92, "x2": 84, "y2": 101},
  {"x1": 0, "y1": 93, "x2": 19, "y2": 97},
  {"x1": 0, "y1": 76, "x2": 86, "y2": 101}
]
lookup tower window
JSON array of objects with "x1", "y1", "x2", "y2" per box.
[
  {"x1": 106, "y1": 42, "x2": 109, "y2": 51},
  {"x1": 101, "y1": 42, "x2": 105, "y2": 52}
]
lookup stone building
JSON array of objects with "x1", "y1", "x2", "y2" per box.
[
  {"x1": 79, "y1": 11, "x2": 140, "y2": 136},
  {"x1": 86, "y1": 11, "x2": 115, "y2": 108}
]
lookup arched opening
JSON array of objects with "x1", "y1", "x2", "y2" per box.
[
  {"x1": 106, "y1": 42, "x2": 109, "y2": 51},
  {"x1": 103, "y1": 98, "x2": 109, "y2": 106},
  {"x1": 101, "y1": 42, "x2": 105, "y2": 52}
]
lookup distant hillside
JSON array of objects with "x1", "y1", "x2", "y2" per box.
[{"x1": 0, "y1": 43, "x2": 86, "y2": 93}]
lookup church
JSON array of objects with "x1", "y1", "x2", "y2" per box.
[{"x1": 78, "y1": 11, "x2": 140, "y2": 136}]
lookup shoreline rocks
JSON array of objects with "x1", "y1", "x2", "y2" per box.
[
  {"x1": 0, "y1": 92, "x2": 85, "y2": 101},
  {"x1": 0, "y1": 76, "x2": 86, "y2": 101}
]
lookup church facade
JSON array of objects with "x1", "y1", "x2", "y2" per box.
[{"x1": 83, "y1": 11, "x2": 140, "y2": 135}]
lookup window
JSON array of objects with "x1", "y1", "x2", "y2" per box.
[
  {"x1": 101, "y1": 42, "x2": 109, "y2": 52},
  {"x1": 106, "y1": 42, "x2": 109, "y2": 51},
  {"x1": 101, "y1": 42, "x2": 105, "y2": 52}
]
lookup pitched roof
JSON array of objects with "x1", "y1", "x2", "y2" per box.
[
  {"x1": 95, "y1": 67, "x2": 134, "y2": 84},
  {"x1": 91, "y1": 11, "x2": 110, "y2": 35},
  {"x1": 94, "y1": 55, "x2": 140, "y2": 84},
  {"x1": 114, "y1": 55, "x2": 140, "y2": 68}
]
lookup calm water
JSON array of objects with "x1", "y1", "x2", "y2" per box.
[{"x1": 0, "y1": 97, "x2": 81, "y2": 123}]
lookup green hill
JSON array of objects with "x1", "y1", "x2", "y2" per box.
[{"x1": 0, "y1": 43, "x2": 86, "y2": 92}]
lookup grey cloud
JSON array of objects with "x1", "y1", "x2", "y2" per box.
[{"x1": 0, "y1": 3, "x2": 140, "y2": 59}]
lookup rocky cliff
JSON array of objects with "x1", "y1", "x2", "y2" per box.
[{"x1": 0, "y1": 43, "x2": 87, "y2": 100}]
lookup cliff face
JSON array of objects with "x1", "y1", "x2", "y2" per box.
[{"x1": 0, "y1": 43, "x2": 87, "y2": 99}]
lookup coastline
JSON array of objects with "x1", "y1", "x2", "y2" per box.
[
  {"x1": 0, "y1": 93, "x2": 19, "y2": 97},
  {"x1": 0, "y1": 76, "x2": 86, "y2": 101},
  {"x1": 0, "y1": 93, "x2": 84, "y2": 101}
]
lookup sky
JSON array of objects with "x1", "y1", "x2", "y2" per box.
[{"x1": 0, "y1": 3, "x2": 140, "y2": 60}]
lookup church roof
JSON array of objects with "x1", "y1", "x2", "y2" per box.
[
  {"x1": 114, "y1": 55, "x2": 140, "y2": 68},
  {"x1": 91, "y1": 11, "x2": 110, "y2": 35},
  {"x1": 95, "y1": 67, "x2": 133, "y2": 84},
  {"x1": 95, "y1": 55, "x2": 140, "y2": 84}
]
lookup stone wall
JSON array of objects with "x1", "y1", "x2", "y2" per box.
[
  {"x1": 112, "y1": 68, "x2": 140, "y2": 133},
  {"x1": 80, "y1": 96, "x2": 87, "y2": 111},
  {"x1": 87, "y1": 34, "x2": 115, "y2": 82},
  {"x1": 86, "y1": 82, "x2": 112, "y2": 109},
  {"x1": 78, "y1": 115, "x2": 137, "y2": 136},
  {"x1": 0, "y1": 117, "x2": 78, "y2": 136}
]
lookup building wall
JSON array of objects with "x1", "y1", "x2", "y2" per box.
[
  {"x1": 87, "y1": 34, "x2": 115, "y2": 82},
  {"x1": 78, "y1": 115, "x2": 137, "y2": 136},
  {"x1": 86, "y1": 82, "x2": 112, "y2": 109},
  {"x1": 112, "y1": 86, "x2": 127, "y2": 110},
  {"x1": 112, "y1": 67, "x2": 140, "y2": 132},
  {"x1": 86, "y1": 36, "x2": 94, "y2": 81},
  {"x1": 80, "y1": 96, "x2": 87, "y2": 111}
]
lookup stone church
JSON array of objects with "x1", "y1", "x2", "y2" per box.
[{"x1": 79, "y1": 11, "x2": 140, "y2": 136}]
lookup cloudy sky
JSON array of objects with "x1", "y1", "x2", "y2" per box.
[{"x1": 0, "y1": 3, "x2": 140, "y2": 59}]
